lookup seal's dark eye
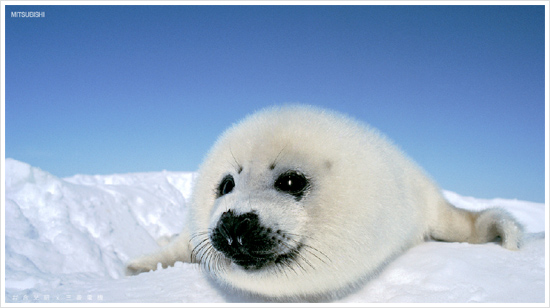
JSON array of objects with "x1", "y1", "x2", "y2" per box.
[
  {"x1": 217, "y1": 175, "x2": 235, "y2": 197},
  {"x1": 274, "y1": 171, "x2": 309, "y2": 200}
]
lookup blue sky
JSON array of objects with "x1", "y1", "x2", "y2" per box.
[{"x1": 4, "y1": 4, "x2": 546, "y2": 202}]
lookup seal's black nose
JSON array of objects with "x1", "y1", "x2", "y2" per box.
[
  {"x1": 216, "y1": 210, "x2": 259, "y2": 245},
  {"x1": 210, "y1": 210, "x2": 277, "y2": 269}
]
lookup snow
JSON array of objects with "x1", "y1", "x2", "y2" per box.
[{"x1": 2, "y1": 158, "x2": 547, "y2": 304}]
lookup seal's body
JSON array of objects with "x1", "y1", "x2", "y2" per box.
[{"x1": 127, "y1": 105, "x2": 522, "y2": 300}]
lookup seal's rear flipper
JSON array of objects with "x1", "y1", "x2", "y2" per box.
[{"x1": 429, "y1": 200, "x2": 523, "y2": 250}]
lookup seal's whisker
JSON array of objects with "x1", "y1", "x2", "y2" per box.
[
  {"x1": 276, "y1": 240, "x2": 314, "y2": 272},
  {"x1": 191, "y1": 238, "x2": 210, "y2": 263},
  {"x1": 269, "y1": 143, "x2": 289, "y2": 170},
  {"x1": 229, "y1": 147, "x2": 243, "y2": 174},
  {"x1": 283, "y1": 234, "x2": 331, "y2": 265}
]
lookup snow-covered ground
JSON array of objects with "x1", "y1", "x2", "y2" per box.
[{"x1": 2, "y1": 158, "x2": 547, "y2": 304}]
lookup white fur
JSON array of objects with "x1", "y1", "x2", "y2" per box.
[{"x1": 126, "y1": 105, "x2": 523, "y2": 300}]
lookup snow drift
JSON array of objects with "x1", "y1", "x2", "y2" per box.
[{"x1": 2, "y1": 158, "x2": 546, "y2": 303}]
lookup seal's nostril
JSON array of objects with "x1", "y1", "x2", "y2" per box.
[{"x1": 217, "y1": 220, "x2": 232, "y2": 244}]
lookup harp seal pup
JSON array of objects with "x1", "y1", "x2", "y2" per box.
[{"x1": 126, "y1": 105, "x2": 523, "y2": 300}]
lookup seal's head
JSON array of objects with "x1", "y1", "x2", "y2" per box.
[{"x1": 187, "y1": 105, "x2": 422, "y2": 299}]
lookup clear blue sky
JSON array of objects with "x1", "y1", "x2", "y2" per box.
[{"x1": 4, "y1": 4, "x2": 546, "y2": 203}]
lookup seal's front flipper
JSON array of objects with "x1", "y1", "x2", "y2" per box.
[{"x1": 126, "y1": 230, "x2": 193, "y2": 276}]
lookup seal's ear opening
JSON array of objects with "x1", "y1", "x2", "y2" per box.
[{"x1": 274, "y1": 171, "x2": 309, "y2": 201}]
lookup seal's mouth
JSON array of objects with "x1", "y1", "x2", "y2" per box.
[
  {"x1": 231, "y1": 243, "x2": 304, "y2": 271},
  {"x1": 209, "y1": 210, "x2": 302, "y2": 271}
]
